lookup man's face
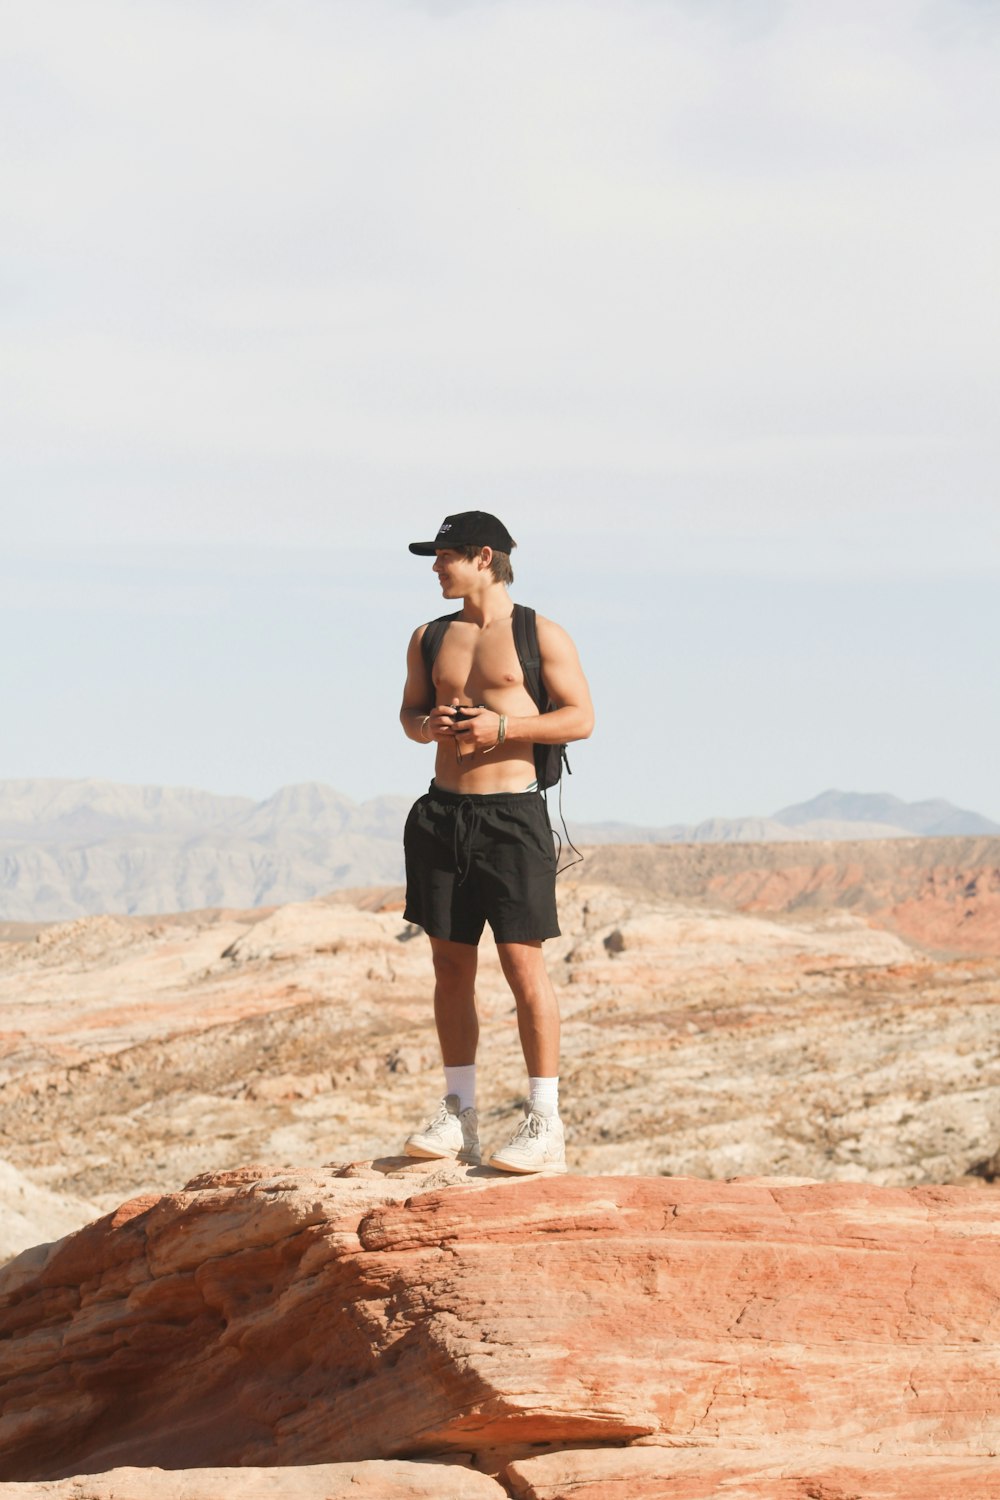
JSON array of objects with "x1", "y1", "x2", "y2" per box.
[{"x1": 432, "y1": 548, "x2": 483, "y2": 597}]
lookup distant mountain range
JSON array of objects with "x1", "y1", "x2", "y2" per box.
[
  {"x1": 1, "y1": 779, "x2": 997, "y2": 923},
  {"x1": 0, "y1": 780, "x2": 410, "y2": 923},
  {"x1": 580, "y1": 790, "x2": 1000, "y2": 846}
]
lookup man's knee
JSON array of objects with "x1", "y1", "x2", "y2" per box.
[
  {"x1": 497, "y1": 940, "x2": 551, "y2": 993},
  {"x1": 497, "y1": 939, "x2": 544, "y2": 969},
  {"x1": 431, "y1": 939, "x2": 478, "y2": 983}
]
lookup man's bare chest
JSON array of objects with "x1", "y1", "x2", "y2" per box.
[{"x1": 434, "y1": 621, "x2": 524, "y2": 697}]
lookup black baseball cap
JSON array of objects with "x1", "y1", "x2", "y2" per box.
[{"x1": 408, "y1": 510, "x2": 516, "y2": 556}]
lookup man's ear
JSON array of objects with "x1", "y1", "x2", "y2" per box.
[{"x1": 478, "y1": 546, "x2": 494, "y2": 570}]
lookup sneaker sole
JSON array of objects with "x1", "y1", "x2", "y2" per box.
[
  {"x1": 404, "y1": 1141, "x2": 481, "y2": 1165},
  {"x1": 486, "y1": 1157, "x2": 567, "y2": 1175}
]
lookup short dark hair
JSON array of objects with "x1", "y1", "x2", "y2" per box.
[{"x1": 457, "y1": 543, "x2": 515, "y2": 585}]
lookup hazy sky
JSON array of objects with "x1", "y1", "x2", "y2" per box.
[{"x1": 3, "y1": 0, "x2": 998, "y2": 825}]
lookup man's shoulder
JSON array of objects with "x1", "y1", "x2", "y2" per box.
[
  {"x1": 513, "y1": 604, "x2": 560, "y2": 631},
  {"x1": 414, "y1": 611, "x2": 465, "y2": 661},
  {"x1": 530, "y1": 611, "x2": 575, "y2": 647},
  {"x1": 413, "y1": 609, "x2": 463, "y2": 633}
]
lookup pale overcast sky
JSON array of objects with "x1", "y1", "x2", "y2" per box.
[{"x1": 2, "y1": 0, "x2": 998, "y2": 825}]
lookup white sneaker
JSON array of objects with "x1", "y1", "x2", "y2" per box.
[
  {"x1": 488, "y1": 1107, "x2": 567, "y2": 1175},
  {"x1": 404, "y1": 1094, "x2": 481, "y2": 1165}
]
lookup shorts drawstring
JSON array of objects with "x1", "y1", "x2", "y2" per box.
[{"x1": 452, "y1": 796, "x2": 481, "y2": 885}]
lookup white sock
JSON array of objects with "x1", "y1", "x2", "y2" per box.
[
  {"x1": 444, "y1": 1064, "x2": 477, "y2": 1113},
  {"x1": 529, "y1": 1076, "x2": 559, "y2": 1117}
]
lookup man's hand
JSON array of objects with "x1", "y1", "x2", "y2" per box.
[
  {"x1": 450, "y1": 702, "x2": 505, "y2": 751},
  {"x1": 423, "y1": 699, "x2": 471, "y2": 742}
]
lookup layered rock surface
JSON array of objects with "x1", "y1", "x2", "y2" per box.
[
  {"x1": 1, "y1": 1166, "x2": 999, "y2": 1496},
  {"x1": 2, "y1": 847, "x2": 1000, "y2": 1262},
  {"x1": 0, "y1": 1463, "x2": 506, "y2": 1499},
  {"x1": 578, "y1": 836, "x2": 1000, "y2": 955},
  {"x1": 3, "y1": 836, "x2": 1000, "y2": 1498}
]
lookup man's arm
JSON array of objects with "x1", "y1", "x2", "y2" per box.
[
  {"x1": 399, "y1": 626, "x2": 462, "y2": 745},
  {"x1": 507, "y1": 616, "x2": 594, "y2": 746},
  {"x1": 399, "y1": 627, "x2": 434, "y2": 743}
]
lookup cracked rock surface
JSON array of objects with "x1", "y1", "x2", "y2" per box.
[{"x1": 2, "y1": 1165, "x2": 999, "y2": 1496}]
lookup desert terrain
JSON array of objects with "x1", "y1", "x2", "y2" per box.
[
  {"x1": 2, "y1": 836, "x2": 1000, "y2": 1251},
  {"x1": 2, "y1": 836, "x2": 1000, "y2": 1496}
]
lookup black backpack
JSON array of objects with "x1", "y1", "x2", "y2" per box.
[{"x1": 419, "y1": 602, "x2": 570, "y2": 791}]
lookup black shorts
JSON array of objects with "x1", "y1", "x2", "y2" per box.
[{"x1": 403, "y1": 783, "x2": 560, "y2": 946}]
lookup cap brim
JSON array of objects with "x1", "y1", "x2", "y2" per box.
[{"x1": 408, "y1": 541, "x2": 438, "y2": 555}]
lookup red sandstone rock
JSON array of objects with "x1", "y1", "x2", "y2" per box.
[
  {"x1": 0, "y1": 1461, "x2": 506, "y2": 1498},
  {"x1": 4, "y1": 850, "x2": 1000, "y2": 1239},
  {"x1": 2, "y1": 1168, "x2": 999, "y2": 1492},
  {"x1": 506, "y1": 1447, "x2": 1000, "y2": 1498},
  {"x1": 580, "y1": 837, "x2": 1000, "y2": 955}
]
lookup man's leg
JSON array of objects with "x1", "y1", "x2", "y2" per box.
[
  {"x1": 404, "y1": 936, "x2": 481, "y2": 1164},
  {"x1": 488, "y1": 940, "x2": 566, "y2": 1174},
  {"x1": 430, "y1": 936, "x2": 480, "y2": 1065},
  {"x1": 495, "y1": 940, "x2": 559, "y2": 1077}
]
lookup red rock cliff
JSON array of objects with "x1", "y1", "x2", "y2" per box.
[{"x1": 2, "y1": 1162, "x2": 999, "y2": 1497}]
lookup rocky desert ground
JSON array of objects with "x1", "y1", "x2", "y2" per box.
[
  {"x1": 2, "y1": 836, "x2": 1000, "y2": 1496},
  {"x1": 3, "y1": 835, "x2": 999, "y2": 1248}
]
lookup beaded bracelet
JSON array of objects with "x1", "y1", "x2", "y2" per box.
[{"x1": 482, "y1": 713, "x2": 507, "y2": 754}]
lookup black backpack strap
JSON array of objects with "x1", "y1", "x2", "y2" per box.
[
  {"x1": 512, "y1": 603, "x2": 546, "y2": 711},
  {"x1": 419, "y1": 611, "x2": 462, "y2": 678},
  {"x1": 511, "y1": 605, "x2": 580, "y2": 868},
  {"x1": 512, "y1": 603, "x2": 574, "y2": 792}
]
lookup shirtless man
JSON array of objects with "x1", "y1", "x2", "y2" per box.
[{"x1": 399, "y1": 511, "x2": 594, "y2": 1174}]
